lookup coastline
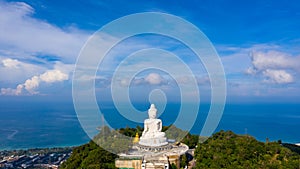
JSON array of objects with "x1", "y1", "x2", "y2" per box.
[
  {"x1": 0, "y1": 143, "x2": 82, "y2": 152},
  {"x1": 1, "y1": 140, "x2": 300, "y2": 152}
]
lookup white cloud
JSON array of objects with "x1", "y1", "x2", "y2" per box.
[
  {"x1": 15, "y1": 84, "x2": 23, "y2": 95},
  {"x1": 145, "y1": 73, "x2": 163, "y2": 85},
  {"x1": 2, "y1": 58, "x2": 21, "y2": 68},
  {"x1": 246, "y1": 50, "x2": 299, "y2": 84},
  {"x1": 215, "y1": 44, "x2": 300, "y2": 99},
  {"x1": 218, "y1": 44, "x2": 300, "y2": 74},
  {"x1": 263, "y1": 69, "x2": 294, "y2": 84},
  {"x1": 250, "y1": 51, "x2": 298, "y2": 71},
  {"x1": 0, "y1": 1, "x2": 86, "y2": 95},
  {"x1": 120, "y1": 79, "x2": 129, "y2": 86},
  {"x1": 0, "y1": 84, "x2": 23, "y2": 96},
  {"x1": 118, "y1": 73, "x2": 167, "y2": 87},
  {"x1": 40, "y1": 70, "x2": 68, "y2": 83},
  {"x1": 24, "y1": 76, "x2": 39, "y2": 94},
  {"x1": 1, "y1": 63, "x2": 70, "y2": 95},
  {"x1": 0, "y1": 57, "x2": 47, "y2": 84},
  {"x1": 0, "y1": 1, "x2": 90, "y2": 62},
  {"x1": 245, "y1": 67, "x2": 257, "y2": 75},
  {"x1": 0, "y1": 1, "x2": 151, "y2": 95}
]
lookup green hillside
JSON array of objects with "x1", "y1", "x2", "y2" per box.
[
  {"x1": 60, "y1": 140, "x2": 117, "y2": 169},
  {"x1": 195, "y1": 130, "x2": 300, "y2": 169},
  {"x1": 61, "y1": 128, "x2": 300, "y2": 169}
]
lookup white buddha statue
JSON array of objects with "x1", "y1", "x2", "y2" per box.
[{"x1": 139, "y1": 104, "x2": 168, "y2": 147}]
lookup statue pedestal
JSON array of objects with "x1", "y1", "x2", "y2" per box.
[{"x1": 139, "y1": 136, "x2": 168, "y2": 147}]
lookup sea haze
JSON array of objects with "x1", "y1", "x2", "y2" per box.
[{"x1": 0, "y1": 99, "x2": 299, "y2": 150}]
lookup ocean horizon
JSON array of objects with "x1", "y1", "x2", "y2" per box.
[{"x1": 0, "y1": 100, "x2": 299, "y2": 150}]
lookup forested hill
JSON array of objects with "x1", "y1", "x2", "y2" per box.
[
  {"x1": 195, "y1": 130, "x2": 300, "y2": 168},
  {"x1": 60, "y1": 140, "x2": 117, "y2": 169},
  {"x1": 60, "y1": 128, "x2": 300, "y2": 169}
]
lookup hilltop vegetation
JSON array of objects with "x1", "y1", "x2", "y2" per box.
[
  {"x1": 61, "y1": 127, "x2": 300, "y2": 169},
  {"x1": 195, "y1": 130, "x2": 300, "y2": 169},
  {"x1": 60, "y1": 125, "x2": 198, "y2": 169},
  {"x1": 60, "y1": 141, "x2": 117, "y2": 169}
]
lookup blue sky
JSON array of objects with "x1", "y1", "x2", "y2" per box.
[{"x1": 0, "y1": 0, "x2": 300, "y2": 103}]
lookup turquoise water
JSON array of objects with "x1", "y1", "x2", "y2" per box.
[{"x1": 0, "y1": 99, "x2": 299, "y2": 150}]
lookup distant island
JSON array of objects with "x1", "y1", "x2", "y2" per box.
[{"x1": 1, "y1": 127, "x2": 300, "y2": 169}]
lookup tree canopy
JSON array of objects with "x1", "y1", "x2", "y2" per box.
[
  {"x1": 195, "y1": 130, "x2": 300, "y2": 169},
  {"x1": 61, "y1": 128, "x2": 300, "y2": 169}
]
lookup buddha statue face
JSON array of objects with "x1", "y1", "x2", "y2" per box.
[{"x1": 148, "y1": 104, "x2": 157, "y2": 119}]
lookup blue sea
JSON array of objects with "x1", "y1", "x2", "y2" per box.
[{"x1": 0, "y1": 99, "x2": 299, "y2": 150}]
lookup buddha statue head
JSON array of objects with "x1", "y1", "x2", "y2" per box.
[{"x1": 148, "y1": 104, "x2": 157, "y2": 119}]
